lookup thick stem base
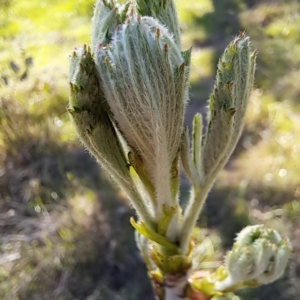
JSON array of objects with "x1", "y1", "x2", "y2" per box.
[{"x1": 164, "y1": 273, "x2": 188, "y2": 300}]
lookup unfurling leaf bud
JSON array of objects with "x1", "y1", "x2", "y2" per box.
[
  {"x1": 96, "y1": 16, "x2": 190, "y2": 220},
  {"x1": 68, "y1": 45, "x2": 154, "y2": 226},
  {"x1": 202, "y1": 32, "x2": 257, "y2": 180},
  {"x1": 214, "y1": 225, "x2": 292, "y2": 291},
  {"x1": 68, "y1": 46, "x2": 127, "y2": 182},
  {"x1": 180, "y1": 114, "x2": 204, "y2": 187},
  {"x1": 179, "y1": 34, "x2": 257, "y2": 252}
]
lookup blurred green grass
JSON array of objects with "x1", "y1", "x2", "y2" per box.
[{"x1": 0, "y1": 0, "x2": 300, "y2": 299}]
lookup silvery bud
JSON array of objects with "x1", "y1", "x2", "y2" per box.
[
  {"x1": 135, "y1": 0, "x2": 181, "y2": 48},
  {"x1": 95, "y1": 15, "x2": 190, "y2": 219},
  {"x1": 68, "y1": 45, "x2": 128, "y2": 183},
  {"x1": 202, "y1": 32, "x2": 257, "y2": 179},
  {"x1": 68, "y1": 45, "x2": 154, "y2": 226},
  {"x1": 215, "y1": 225, "x2": 292, "y2": 291},
  {"x1": 179, "y1": 33, "x2": 257, "y2": 253}
]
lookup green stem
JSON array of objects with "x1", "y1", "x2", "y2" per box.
[{"x1": 179, "y1": 175, "x2": 216, "y2": 253}]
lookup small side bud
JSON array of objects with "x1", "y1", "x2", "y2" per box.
[
  {"x1": 180, "y1": 127, "x2": 194, "y2": 183},
  {"x1": 214, "y1": 225, "x2": 292, "y2": 291}
]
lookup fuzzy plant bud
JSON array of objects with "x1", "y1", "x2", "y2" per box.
[
  {"x1": 68, "y1": 45, "x2": 154, "y2": 226},
  {"x1": 95, "y1": 15, "x2": 190, "y2": 222},
  {"x1": 179, "y1": 33, "x2": 257, "y2": 252},
  {"x1": 135, "y1": 0, "x2": 181, "y2": 48},
  {"x1": 181, "y1": 33, "x2": 257, "y2": 187},
  {"x1": 68, "y1": 2, "x2": 293, "y2": 299},
  {"x1": 202, "y1": 32, "x2": 257, "y2": 179},
  {"x1": 214, "y1": 225, "x2": 292, "y2": 291}
]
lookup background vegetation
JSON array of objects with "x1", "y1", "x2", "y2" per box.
[{"x1": 0, "y1": 0, "x2": 299, "y2": 299}]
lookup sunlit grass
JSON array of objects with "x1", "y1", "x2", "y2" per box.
[
  {"x1": 0, "y1": 0, "x2": 92, "y2": 154},
  {"x1": 176, "y1": 0, "x2": 213, "y2": 48},
  {"x1": 190, "y1": 48, "x2": 214, "y2": 82},
  {"x1": 239, "y1": 92, "x2": 300, "y2": 188}
]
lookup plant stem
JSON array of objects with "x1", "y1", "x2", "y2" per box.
[
  {"x1": 164, "y1": 273, "x2": 188, "y2": 300},
  {"x1": 179, "y1": 177, "x2": 214, "y2": 253}
]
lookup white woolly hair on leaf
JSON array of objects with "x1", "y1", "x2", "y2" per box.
[
  {"x1": 68, "y1": 46, "x2": 155, "y2": 226},
  {"x1": 91, "y1": 0, "x2": 118, "y2": 51},
  {"x1": 135, "y1": 0, "x2": 181, "y2": 48},
  {"x1": 256, "y1": 243, "x2": 291, "y2": 284},
  {"x1": 95, "y1": 16, "x2": 188, "y2": 219}
]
